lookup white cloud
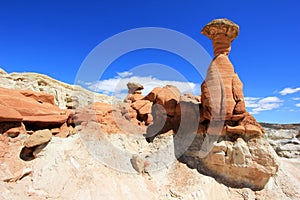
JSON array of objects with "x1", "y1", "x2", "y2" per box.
[
  {"x1": 279, "y1": 87, "x2": 300, "y2": 95},
  {"x1": 244, "y1": 97, "x2": 260, "y2": 101},
  {"x1": 86, "y1": 72, "x2": 199, "y2": 99},
  {"x1": 117, "y1": 71, "x2": 133, "y2": 78},
  {"x1": 244, "y1": 97, "x2": 260, "y2": 108},
  {"x1": 245, "y1": 96, "x2": 283, "y2": 114},
  {"x1": 292, "y1": 97, "x2": 300, "y2": 101},
  {"x1": 296, "y1": 103, "x2": 300, "y2": 107},
  {"x1": 258, "y1": 96, "x2": 282, "y2": 104}
]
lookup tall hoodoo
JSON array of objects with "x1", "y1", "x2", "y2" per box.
[
  {"x1": 142, "y1": 19, "x2": 279, "y2": 190},
  {"x1": 182, "y1": 19, "x2": 279, "y2": 190},
  {"x1": 200, "y1": 18, "x2": 263, "y2": 136}
]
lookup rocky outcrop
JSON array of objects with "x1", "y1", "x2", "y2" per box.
[
  {"x1": 0, "y1": 68, "x2": 116, "y2": 109},
  {"x1": 121, "y1": 82, "x2": 153, "y2": 126},
  {"x1": 1, "y1": 131, "x2": 299, "y2": 199},
  {"x1": 74, "y1": 102, "x2": 146, "y2": 134},
  {"x1": 144, "y1": 85, "x2": 182, "y2": 142},
  {"x1": 0, "y1": 87, "x2": 71, "y2": 130},
  {"x1": 140, "y1": 19, "x2": 279, "y2": 190},
  {"x1": 0, "y1": 87, "x2": 76, "y2": 159},
  {"x1": 183, "y1": 135, "x2": 279, "y2": 190},
  {"x1": 264, "y1": 124, "x2": 300, "y2": 158}
]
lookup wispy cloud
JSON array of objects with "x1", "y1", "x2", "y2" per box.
[
  {"x1": 245, "y1": 96, "x2": 283, "y2": 114},
  {"x1": 292, "y1": 97, "x2": 300, "y2": 101},
  {"x1": 117, "y1": 71, "x2": 133, "y2": 78},
  {"x1": 244, "y1": 97, "x2": 260, "y2": 108},
  {"x1": 296, "y1": 103, "x2": 300, "y2": 107},
  {"x1": 86, "y1": 72, "x2": 199, "y2": 98},
  {"x1": 279, "y1": 87, "x2": 300, "y2": 95}
]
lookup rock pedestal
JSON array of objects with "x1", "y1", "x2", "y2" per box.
[
  {"x1": 200, "y1": 19, "x2": 263, "y2": 136},
  {"x1": 181, "y1": 18, "x2": 279, "y2": 190},
  {"x1": 139, "y1": 19, "x2": 279, "y2": 190}
]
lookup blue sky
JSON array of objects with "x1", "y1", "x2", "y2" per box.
[{"x1": 0, "y1": 0, "x2": 300, "y2": 123}]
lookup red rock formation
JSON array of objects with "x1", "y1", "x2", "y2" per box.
[
  {"x1": 24, "y1": 129, "x2": 52, "y2": 148},
  {"x1": 144, "y1": 85, "x2": 181, "y2": 117},
  {"x1": 178, "y1": 18, "x2": 278, "y2": 191},
  {"x1": 124, "y1": 82, "x2": 144, "y2": 103},
  {"x1": 138, "y1": 19, "x2": 278, "y2": 190},
  {"x1": 19, "y1": 90, "x2": 55, "y2": 105},
  {"x1": 0, "y1": 87, "x2": 78, "y2": 160},
  {"x1": 143, "y1": 85, "x2": 182, "y2": 142},
  {"x1": 74, "y1": 102, "x2": 146, "y2": 134},
  {"x1": 132, "y1": 84, "x2": 201, "y2": 143},
  {"x1": 200, "y1": 19, "x2": 263, "y2": 136},
  {"x1": 121, "y1": 82, "x2": 153, "y2": 126},
  {"x1": 0, "y1": 87, "x2": 68, "y2": 128},
  {"x1": 0, "y1": 87, "x2": 73, "y2": 134}
]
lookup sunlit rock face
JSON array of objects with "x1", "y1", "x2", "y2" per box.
[
  {"x1": 185, "y1": 18, "x2": 279, "y2": 190},
  {"x1": 199, "y1": 18, "x2": 263, "y2": 136},
  {"x1": 142, "y1": 19, "x2": 279, "y2": 190}
]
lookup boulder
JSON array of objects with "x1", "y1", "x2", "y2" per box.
[
  {"x1": 127, "y1": 82, "x2": 144, "y2": 94},
  {"x1": 144, "y1": 85, "x2": 181, "y2": 142},
  {"x1": 144, "y1": 85, "x2": 181, "y2": 117},
  {"x1": 130, "y1": 154, "x2": 145, "y2": 174},
  {"x1": 90, "y1": 102, "x2": 113, "y2": 115},
  {"x1": 24, "y1": 129, "x2": 52, "y2": 147},
  {"x1": 121, "y1": 83, "x2": 154, "y2": 125},
  {"x1": 144, "y1": 85, "x2": 201, "y2": 142}
]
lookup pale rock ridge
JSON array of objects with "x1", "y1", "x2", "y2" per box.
[{"x1": 0, "y1": 68, "x2": 116, "y2": 109}]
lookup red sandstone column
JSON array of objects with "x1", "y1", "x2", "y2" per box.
[{"x1": 200, "y1": 19, "x2": 246, "y2": 123}]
